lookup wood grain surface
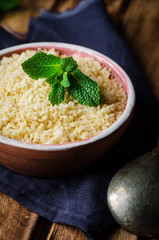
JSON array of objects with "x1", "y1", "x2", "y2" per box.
[
  {"x1": 105, "y1": 0, "x2": 159, "y2": 99},
  {"x1": 0, "y1": 0, "x2": 159, "y2": 240},
  {"x1": 0, "y1": 193, "x2": 38, "y2": 240}
]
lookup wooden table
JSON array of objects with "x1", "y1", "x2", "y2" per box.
[{"x1": 0, "y1": 0, "x2": 159, "y2": 239}]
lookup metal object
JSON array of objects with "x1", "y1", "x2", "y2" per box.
[{"x1": 107, "y1": 148, "x2": 159, "y2": 237}]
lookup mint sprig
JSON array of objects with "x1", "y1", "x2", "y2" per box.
[
  {"x1": 21, "y1": 51, "x2": 100, "y2": 106},
  {"x1": 0, "y1": 0, "x2": 19, "y2": 10}
]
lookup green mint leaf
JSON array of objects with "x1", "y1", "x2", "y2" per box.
[
  {"x1": 21, "y1": 51, "x2": 63, "y2": 80},
  {"x1": 46, "y1": 76, "x2": 58, "y2": 85},
  {"x1": 61, "y1": 57, "x2": 77, "y2": 72},
  {"x1": 0, "y1": 0, "x2": 19, "y2": 10},
  {"x1": 45, "y1": 72, "x2": 60, "y2": 84},
  {"x1": 21, "y1": 51, "x2": 100, "y2": 107},
  {"x1": 68, "y1": 69, "x2": 100, "y2": 106},
  {"x1": 48, "y1": 83, "x2": 64, "y2": 106},
  {"x1": 60, "y1": 72, "x2": 70, "y2": 88}
]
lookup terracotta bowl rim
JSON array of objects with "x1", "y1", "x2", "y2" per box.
[{"x1": 0, "y1": 42, "x2": 135, "y2": 151}]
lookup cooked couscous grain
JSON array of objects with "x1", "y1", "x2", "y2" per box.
[{"x1": 0, "y1": 49, "x2": 127, "y2": 144}]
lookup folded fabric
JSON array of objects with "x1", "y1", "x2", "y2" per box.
[{"x1": 0, "y1": 0, "x2": 158, "y2": 239}]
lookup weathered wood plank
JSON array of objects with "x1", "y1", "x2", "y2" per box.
[
  {"x1": 104, "y1": 0, "x2": 159, "y2": 99},
  {"x1": 108, "y1": 228, "x2": 137, "y2": 240},
  {"x1": 46, "y1": 224, "x2": 139, "y2": 240},
  {"x1": 51, "y1": 0, "x2": 80, "y2": 12},
  {"x1": 0, "y1": 193, "x2": 38, "y2": 240},
  {"x1": 46, "y1": 223, "x2": 87, "y2": 240}
]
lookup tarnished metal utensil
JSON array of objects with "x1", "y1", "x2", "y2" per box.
[{"x1": 107, "y1": 148, "x2": 159, "y2": 237}]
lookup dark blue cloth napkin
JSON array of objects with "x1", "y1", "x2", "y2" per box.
[{"x1": 0, "y1": 0, "x2": 159, "y2": 239}]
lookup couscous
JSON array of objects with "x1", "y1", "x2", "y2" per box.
[{"x1": 0, "y1": 49, "x2": 127, "y2": 144}]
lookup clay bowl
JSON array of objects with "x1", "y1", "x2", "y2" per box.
[{"x1": 0, "y1": 42, "x2": 135, "y2": 177}]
